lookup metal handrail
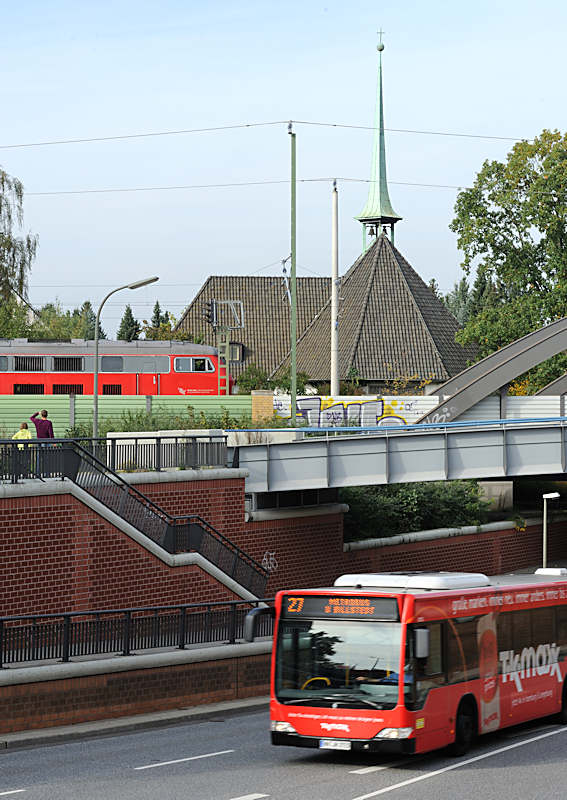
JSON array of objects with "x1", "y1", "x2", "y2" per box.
[{"x1": 0, "y1": 598, "x2": 275, "y2": 667}]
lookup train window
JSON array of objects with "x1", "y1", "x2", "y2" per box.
[
  {"x1": 54, "y1": 357, "x2": 83, "y2": 372},
  {"x1": 102, "y1": 384, "x2": 122, "y2": 395},
  {"x1": 101, "y1": 356, "x2": 123, "y2": 372},
  {"x1": 0, "y1": 356, "x2": 7, "y2": 371},
  {"x1": 15, "y1": 356, "x2": 44, "y2": 372},
  {"x1": 174, "y1": 357, "x2": 215, "y2": 373},
  {"x1": 53, "y1": 384, "x2": 84, "y2": 395},
  {"x1": 174, "y1": 357, "x2": 192, "y2": 372},
  {"x1": 14, "y1": 384, "x2": 45, "y2": 394}
]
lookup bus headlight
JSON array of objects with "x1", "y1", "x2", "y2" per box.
[
  {"x1": 375, "y1": 727, "x2": 413, "y2": 739},
  {"x1": 271, "y1": 721, "x2": 297, "y2": 733}
]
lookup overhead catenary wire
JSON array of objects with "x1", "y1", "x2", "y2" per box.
[
  {"x1": 25, "y1": 176, "x2": 469, "y2": 197},
  {"x1": 0, "y1": 118, "x2": 530, "y2": 151}
]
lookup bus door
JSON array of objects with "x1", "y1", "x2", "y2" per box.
[
  {"x1": 409, "y1": 622, "x2": 449, "y2": 750},
  {"x1": 138, "y1": 361, "x2": 158, "y2": 395}
]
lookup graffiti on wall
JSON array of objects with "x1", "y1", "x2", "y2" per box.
[{"x1": 273, "y1": 395, "x2": 431, "y2": 427}]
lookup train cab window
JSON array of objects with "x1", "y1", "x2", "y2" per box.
[
  {"x1": 101, "y1": 356, "x2": 123, "y2": 372},
  {"x1": 15, "y1": 356, "x2": 44, "y2": 372},
  {"x1": 174, "y1": 357, "x2": 215, "y2": 373},
  {"x1": 54, "y1": 357, "x2": 83, "y2": 372},
  {"x1": 0, "y1": 356, "x2": 7, "y2": 371},
  {"x1": 174, "y1": 357, "x2": 192, "y2": 372}
]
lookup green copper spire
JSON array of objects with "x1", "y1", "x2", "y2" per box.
[{"x1": 356, "y1": 37, "x2": 402, "y2": 247}]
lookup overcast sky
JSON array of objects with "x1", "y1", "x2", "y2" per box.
[{"x1": 2, "y1": 0, "x2": 566, "y2": 335}]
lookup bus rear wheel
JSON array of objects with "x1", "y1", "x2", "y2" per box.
[{"x1": 449, "y1": 701, "x2": 476, "y2": 756}]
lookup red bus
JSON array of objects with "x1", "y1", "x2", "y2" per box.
[
  {"x1": 0, "y1": 339, "x2": 231, "y2": 395},
  {"x1": 246, "y1": 570, "x2": 567, "y2": 756}
]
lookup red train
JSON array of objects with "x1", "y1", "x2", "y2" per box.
[{"x1": 0, "y1": 339, "x2": 230, "y2": 396}]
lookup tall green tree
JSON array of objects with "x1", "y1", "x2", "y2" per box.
[
  {"x1": 0, "y1": 167, "x2": 38, "y2": 303},
  {"x1": 443, "y1": 277, "x2": 472, "y2": 325},
  {"x1": 26, "y1": 300, "x2": 106, "y2": 341},
  {"x1": 117, "y1": 304, "x2": 141, "y2": 341},
  {"x1": 451, "y1": 129, "x2": 567, "y2": 389}
]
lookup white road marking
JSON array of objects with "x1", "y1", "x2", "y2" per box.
[
  {"x1": 229, "y1": 795, "x2": 270, "y2": 800},
  {"x1": 134, "y1": 749, "x2": 234, "y2": 770},
  {"x1": 0, "y1": 792, "x2": 26, "y2": 797},
  {"x1": 350, "y1": 726, "x2": 567, "y2": 799},
  {"x1": 349, "y1": 763, "x2": 402, "y2": 774}
]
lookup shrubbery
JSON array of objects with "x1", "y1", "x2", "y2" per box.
[{"x1": 340, "y1": 480, "x2": 489, "y2": 541}]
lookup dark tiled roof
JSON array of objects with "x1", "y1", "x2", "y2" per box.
[
  {"x1": 175, "y1": 275, "x2": 330, "y2": 378},
  {"x1": 274, "y1": 235, "x2": 476, "y2": 382}
]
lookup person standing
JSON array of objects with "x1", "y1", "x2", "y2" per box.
[
  {"x1": 30, "y1": 410, "x2": 54, "y2": 439},
  {"x1": 12, "y1": 422, "x2": 32, "y2": 448}
]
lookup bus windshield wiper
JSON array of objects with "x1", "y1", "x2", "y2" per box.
[{"x1": 279, "y1": 692, "x2": 383, "y2": 708}]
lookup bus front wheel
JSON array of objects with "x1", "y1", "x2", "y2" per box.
[{"x1": 449, "y1": 700, "x2": 476, "y2": 756}]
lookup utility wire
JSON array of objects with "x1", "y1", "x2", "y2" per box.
[
  {"x1": 1, "y1": 119, "x2": 530, "y2": 151},
  {"x1": 0, "y1": 121, "x2": 288, "y2": 150},
  {"x1": 25, "y1": 176, "x2": 467, "y2": 197}
]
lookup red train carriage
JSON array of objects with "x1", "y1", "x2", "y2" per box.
[{"x1": 0, "y1": 339, "x2": 230, "y2": 395}]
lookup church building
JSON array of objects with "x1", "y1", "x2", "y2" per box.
[{"x1": 176, "y1": 42, "x2": 474, "y2": 393}]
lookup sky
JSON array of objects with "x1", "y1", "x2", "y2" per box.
[{"x1": 2, "y1": 0, "x2": 567, "y2": 335}]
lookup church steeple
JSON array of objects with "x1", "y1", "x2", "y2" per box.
[{"x1": 356, "y1": 35, "x2": 402, "y2": 248}]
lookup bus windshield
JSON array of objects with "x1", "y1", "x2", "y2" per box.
[{"x1": 275, "y1": 619, "x2": 405, "y2": 709}]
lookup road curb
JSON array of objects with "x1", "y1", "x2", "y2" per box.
[{"x1": 0, "y1": 695, "x2": 269, "y2": 750}]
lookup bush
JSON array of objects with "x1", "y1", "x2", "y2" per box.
[
  {"x1": 65, "y1": 404, "x2": 288, "y2": 438},
  {"x1": 340, "y1": 480, "x2": 489, "y2": 541}
]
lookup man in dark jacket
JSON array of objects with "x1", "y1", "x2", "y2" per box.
[{"x1": 30, "y1": 410, "x2": 54, "y2": 439}]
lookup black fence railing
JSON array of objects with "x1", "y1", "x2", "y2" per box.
[
  {"x1": 0, "y1": 434, "x2": 227, "y2": 478},
  {"x1": 0, "y1": 599, "x2": 275, "y2": 667},
  {"x1": 0, "y1": 440, "x2": 269, "y2": 597}
]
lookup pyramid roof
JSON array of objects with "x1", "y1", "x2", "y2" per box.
[{"x1": 273, "y1": 234, "x2": 475, "y2": 383}]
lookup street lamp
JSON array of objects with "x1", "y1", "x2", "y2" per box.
[
  {"x1": 542, "y1": 491, "x2": 560, "y2": 569},
  {"x1": 93, "y1": 276, "x2": 159, "y2": 438}
]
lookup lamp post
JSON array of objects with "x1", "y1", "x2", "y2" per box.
[
  {"x1": 542, "y1": 491, "x2": 560, "y2": 569},
  {"x1": 93, "y1": 276, "x2": 159, "y2": 438}
]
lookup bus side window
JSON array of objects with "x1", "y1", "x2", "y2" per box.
[
  {"x1": 414, "y1": 622, "x2": 446, "y2": 708},
  {"x1": 447, "y1": 617, "x2": 479, "y2": 684}
]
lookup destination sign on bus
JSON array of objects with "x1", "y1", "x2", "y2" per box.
[{"x1": 281, "y1": 595, "x2": 399, "y2": 621}]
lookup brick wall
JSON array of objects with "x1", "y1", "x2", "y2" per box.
[
  {"x1": 1, "y1": 473, "x2": 566, "y2": 619},
  {"x1": 343, "y1": 521, "x2": 567, "y2": 576},
  {"x1": 0, "y1": 492, "x2": 239, "y2": 617},
  {"x1": 0, "y1": 652, "x2": 270, "y2": 733}
]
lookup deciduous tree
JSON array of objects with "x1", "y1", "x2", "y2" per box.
[
  {"x1": 0, "y1": 167, "x2": 38, "y2": 304},
  {"x1": 451, "y1": 129, "x2": 567, "y2": 389}
]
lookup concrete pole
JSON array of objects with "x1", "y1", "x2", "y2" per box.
[
  {"x1": 289, "y1": 124, "x2": 297, "y2": 425},
  {"x1": 330, "y1": 180, "x2": 339, "y2": 396}
]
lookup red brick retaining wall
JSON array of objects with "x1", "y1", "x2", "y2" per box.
[{"x1": 0, "y1": 653, "x2": 270, "y2": 734}]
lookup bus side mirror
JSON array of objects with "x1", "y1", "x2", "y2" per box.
[
  {"x1": 414, "y1": 628, "x2": 429, "y2": 659},
  {"x1": 244, "y1": 606, "x2": 275, "y2": 642}
]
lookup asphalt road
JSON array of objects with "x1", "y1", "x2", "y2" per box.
[{"x1": 1, "y1": 709, "x2": 567, "y2": 800}]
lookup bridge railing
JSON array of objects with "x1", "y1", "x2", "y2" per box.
[
  {"x1": 0, "y1": 599, "x2": 275, "y2": 667},
  {"x1": 0, "y1": 434, "x2": 227, "y2": 479}
]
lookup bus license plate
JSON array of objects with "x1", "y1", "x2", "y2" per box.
[{"x1": 319, "y1": 739, "x2": 351, "y2": 751}]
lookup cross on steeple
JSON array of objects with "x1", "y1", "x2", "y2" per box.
[{"x1": 355, "y1": 35, "x2": 402, "y2": 249}]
